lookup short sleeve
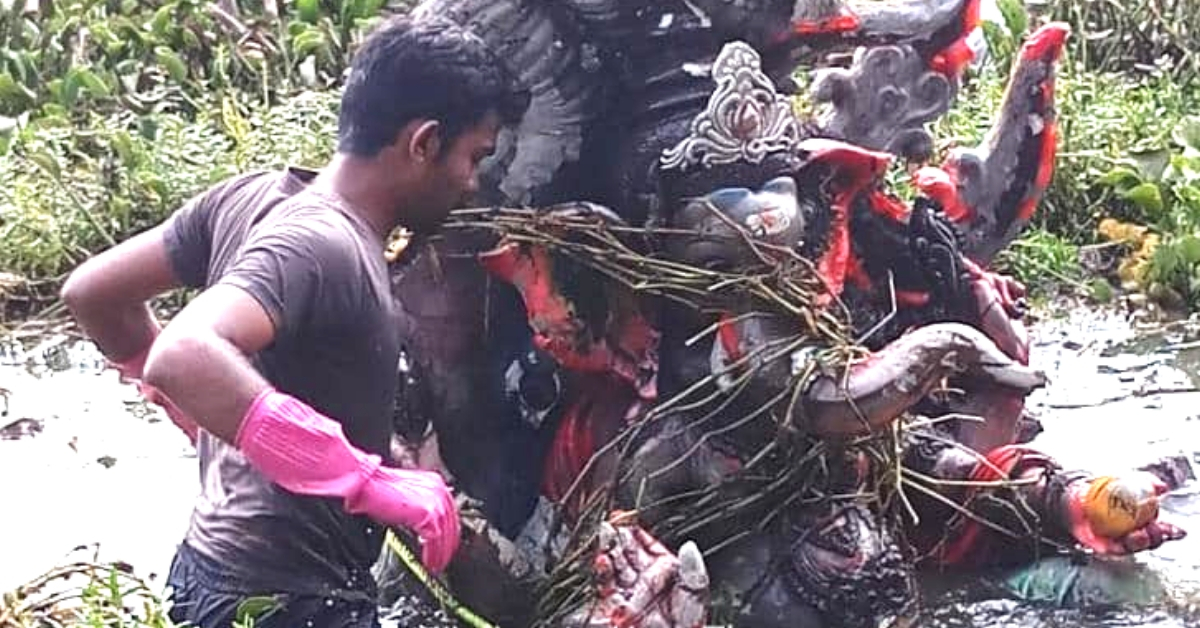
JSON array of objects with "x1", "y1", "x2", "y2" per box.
[
  {"x1": 214, "y1": 214, "x2": 363, "y2": 338},
  {"x1": 162, "y1": 187, "x2": 219, "y2": 288}
]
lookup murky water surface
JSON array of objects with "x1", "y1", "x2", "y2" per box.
[
  {"x1": 922, "y1": 305, "x2": 1200, "y2": 627},
  {"x1": 1, "y1": 305, "x2": 1199, "y2": 626}
]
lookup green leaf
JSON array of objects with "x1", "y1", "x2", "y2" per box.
[
  {"x1": 1176, "y1": 184, "x2": 1200, "y2": 211},
  {"x1": 980, "y1": 21, "x2": 1014, "y2": 62},
  {"x1": 111, "y1": 131, "x2": 137, "y2": 166},
  {"x1": 151, "y1": 5, "x2": 174, "y2": 38},
  {"x1": 1188, "y1": 275, "x2": 1200, "y2": 305},
  {"x1": 181, "y1": 27, "x2": 201, "y2": 50},
  {"x1": 292, "y1": 30, "x2": 327, "y2": 58},
  {"x1": 28, "y1": 150, "x2": 61, "y2": 179},
  {"x1": 352, "y1": 0, "x2": 386, "y2": 20},
  {"x1": 1179, "y1": 235, "x2": 1200, "y2": 266},
  {"x1": 1152, "y1": 243, "x2": 1182, "y2": 280},
  {"x1": 60, "y1": 71, "x2": 81, "y2": 108},
  {"x1": 1095, "y1": 166, "x2": 1142, "y2": 191},
  {"x1": 1120, "y1": 182, "x2": 1164, "y2": 213},
  {"x1": 3, "y1": 50, "x2": 27, "y2": 84},
  {"x1": 235, "y1": 596, "x2": 280, "y2": 623},
  {"x1": 155, "y1": 46, "x2": 188, "y2": 83},
  {"x1": 997, "y1": 0, "x2": 1028, "y2": 39},
  {"x1": 38, "y1": 103, "x2": 69, "y2": 122},
  {"x1": 296, "y1": 0, "x2": 320, "y2": 23},
  {"x1": 0, "y1": 72, "x2": 34, "y2": 110},
  {"x1": 137, "y1": 115, "x2": 159, "y2": 141},
  {"x1": 74, "y1": 69, "x2": 111, "y2": 98},
  {"x1": 111, "y1": 16, "x2": 142, "y2": 44},
  {"x1": 1129, "y1": 148, "x2": 1171, "y2": 181},
  {"x1": 114, "y1": 59, "x2": 140, "y2": 76},
  {"x1": 21, "y1": 18, "x2": 41, "y2": 43},
  {"x1": 1088, "y1": 277, "x2": 1114, "y2": 303},
  {"x1": 1176, "y1": 116, "x2": 1200, "y2": 152},
  {"x1": 350, "y1": 0, "x2": 386, "y2": 19}
]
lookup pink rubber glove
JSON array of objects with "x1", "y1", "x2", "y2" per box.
[
  {"x1": 139, "y1": 382, "x2": 200, "y2": 445},
  {"x1": 236, "y1": 388, "x2": 461, "y2": 574},
  {"x1": 110, "y1": 335, "x2": 200, "y2": 446},
  {"x1": 112, "y1": 346, "x2": 151, "y2": 384},
  {"x1": 109, "y1": 320, "x2": 163, "y2": 383}
]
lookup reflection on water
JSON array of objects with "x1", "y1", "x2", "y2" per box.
[
  {"x1": 0, "y1": 333, "x2": 197, "y2": 593},
  {"x1": 920, "y1": 306, "x2": 1200, "y2": 628},
  {"x1": 1, "y1": 305, "x2": 1199, "y2": 626}
]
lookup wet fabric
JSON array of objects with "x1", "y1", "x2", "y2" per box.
[
  {"x1": 160, "y1": 166, "x2": 402, "y2": 598},
  {"x1": 166, "y1": 542, "x2": 381, "y2": 628},
  {"x1": 999, "y1": 556, "x2": 1168, "y2": 608}
]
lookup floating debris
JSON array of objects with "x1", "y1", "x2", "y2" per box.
[{"x1": 0, "y1": 418, "x2": 41, "y2": 441}]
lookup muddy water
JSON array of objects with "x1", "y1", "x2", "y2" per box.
[
  {"x1": 0, "y1": 335, "x2": 197, "y2": 593},
  {"x1": 1, "y1": 305, "x2": 1199, "y2": 626},
  {"x1": 923, "y1": 305, "x2": 1200, "y2": 627}
]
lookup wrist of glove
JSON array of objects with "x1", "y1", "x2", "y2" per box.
[
  {"x1": 139, "y1": 382, "x2": 199, "y2": 445},
  {"x1": 107, "y1": 326, "x2": 199, "y2": 444},
  {"x1": 236, "y1": 388, "x2": 460, "y2": 573},
  {"x1": 109, "y1": 321, "x2": 164, "y2": 383},
  {"x1": 112, "y1": 345, "x2": 153, "y2": 384}
]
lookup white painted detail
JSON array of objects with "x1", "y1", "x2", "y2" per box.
[{"x1": 1028, "y1": 113, "x2": 1045, "y2": 136}]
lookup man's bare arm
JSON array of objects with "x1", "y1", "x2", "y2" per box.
[
  {"x1": 142, "y1": 284, "x2": 277, "y2": 444},
  {"x1": 60, "y1": 225, "x2": 181, "y2": 363}
]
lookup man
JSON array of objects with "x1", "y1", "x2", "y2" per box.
[{"x1": 60, "y1": 14, "x2": 528, "y2": 628}]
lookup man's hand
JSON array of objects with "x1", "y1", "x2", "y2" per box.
[
  {"x1": 347, "y1": 465, "x2": 460, "y2": 573},
  {"x1": 235, "y1": 388, "x2": 462, "y2": 574},
  {"x1": 139, "y1": 383, "x2": 200, "y2": 445},
  {"x1": 567, "y1": 515, "x2": 709, "y2": 628}
]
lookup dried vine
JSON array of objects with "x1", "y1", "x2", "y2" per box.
[{"x1": 423, "y1": 204, "x2": 1056, "y2": 627}]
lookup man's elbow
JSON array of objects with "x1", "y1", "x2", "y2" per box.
[
  {"x1": 59, "y1": 263, "x2": 96, "y2": 316},
  {"x1": 142, "y1": 331, "x2": 202, "y2": 394}
]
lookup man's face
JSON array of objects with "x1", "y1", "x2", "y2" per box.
[{"x1": 406, "y1": 112, "x2": 501, "y2": 235}]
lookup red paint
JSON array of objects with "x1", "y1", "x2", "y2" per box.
[
  {"x1": 1009, "y1": 24, "x2": 1069, "y2": 223},
  {"x1": 716, "y1": 313, "x2": 743, "y2": 364},
  {"x1": 896, "y1": 291, "x2": 931, "y2": 307},
  {"x1": 541, "y1": 393, "x2": 596, "y2": 506},
  {"x1": 817, "y1": 193, "x2": 853, "y2": 304},
  {"x1": 936, "y1": 444, "x2": 1049, "y2": 567},
  {"x1": 792, "y1": 13, "x2": 861, "y2": 35},
  {"x1": 929, "y1": 40, "x2": 976, "y2": 77},
  {"x1": 914, "y1": 165, "x2": 972, "y2": 222},
  {"x1": 483, "y1": 240, "x2": 664, "y2": 515},
  {"x1": 1021, "y1": 22, "x2": 1070, "y2": 62},
  {"x1": 798, "y1": 138, "x2": 893, "y2": 302},
  {"x1": 479, "y1": 243, "x2": 586, "y2": 369},
  {"x1": 846, "y1": 254, "x2": 873, "y2": 290},
  {"x1": 928, "y1": 0, "x2": 981, "y2": 78},
  {"x1": 540, "y1": 377, "x2": 649, "y2": 516},
  {"x1": 480, "y1": 241, "x2": 660, "y2": 398},
  {"x1": 1034, "y1": 118, "x2": 1058, "y2": 193},
  {"x1": 798, "y1": 138, "x2": 893, "y2": 180},
  {"x1": 867, "y1": 190, "x2": 911, "y2": 222},
  {"x1": 1017, "y1": 120, "x2": 1058, "y2": 222}
]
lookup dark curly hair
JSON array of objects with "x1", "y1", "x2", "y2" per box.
[{"x1": 337, "y1": 14, "x2": 530, "y2": 157}]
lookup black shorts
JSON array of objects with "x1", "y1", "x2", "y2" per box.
[{"x1": 165, "y1": 542, "x2": 380, "y2": 628}]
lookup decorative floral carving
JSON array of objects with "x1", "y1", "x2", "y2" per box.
[{"x1": 660, "y1": 41, "x2": 802, "y2": 171}]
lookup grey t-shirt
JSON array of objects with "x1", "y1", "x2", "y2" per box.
[{"x1": 161, "y1": 166, "x2": 401, "y2": 599}]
